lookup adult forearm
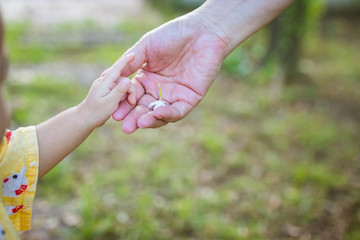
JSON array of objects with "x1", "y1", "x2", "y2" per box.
[
  {"x1": 195, "y1": 0, "x2": 295, "y2": 56},
  {"x1": 36, "y1": 106, "x2": 94, "y2": 178}
]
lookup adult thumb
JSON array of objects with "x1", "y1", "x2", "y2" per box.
[{"x1": 120, "y1": 36, "x2": 147, "y2": 77}]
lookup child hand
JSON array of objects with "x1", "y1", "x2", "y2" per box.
[{"x1": 77, "y1": 53, "x2": 137, "y2": 128}]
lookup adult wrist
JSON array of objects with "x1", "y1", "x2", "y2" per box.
[
  {"x1": 192, "y1": 0, "x2": 248, "y2": 56},
  {"x1": 193, "y1": 0, "x2": 295, "y2": 57}
]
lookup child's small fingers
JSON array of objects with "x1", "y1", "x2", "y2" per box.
[
  {"x1": 102, "y1": 53, "x2": 136, "y2": 87},
  {"x1": 107, "y1": 78, "x2": 131, "y2": 102},
  {"x1": 116, "y1": 77, "x2": 136, "y2": 105},
  {"x1": 112, "y1": 52, "x2": 136, "y2": 74}
]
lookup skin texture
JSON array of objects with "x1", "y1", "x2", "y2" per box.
[
  {"x1": 113, "y1": 0, "x2": 295, "y2": 134},
  {"x1": 113, "y1": 18, "x2": 226, "y2": 133}
]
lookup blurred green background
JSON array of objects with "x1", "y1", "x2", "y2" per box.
[{"x1": 2, "y1": 0, "x2": 360, "y2": 239}]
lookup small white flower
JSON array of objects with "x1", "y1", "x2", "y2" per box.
[
  {"x1": 148, "y1": 83, "x2": 169, "y2": 111},
  {"x1": 148, "y1": 100, "x2": 168, "y2": 111}
]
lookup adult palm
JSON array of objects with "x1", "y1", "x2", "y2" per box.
[{"x1": 112, "y1": 14, "x2": 227, "y2": 133}]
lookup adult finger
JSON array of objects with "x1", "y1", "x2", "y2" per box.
[
  {"x1": 121, "y1": 105, "x2": 149, "y2": 134},
  {"x1": 119, "y1": 36, "x2": 148, "y2": 77},
  {"x1": 112, "y1": 100, "x2": 134, "y2": 121},
  {"x1": 136, "y1": 101, "x2": 193, "y2": 128},
  {"x1": 127, "y1": 84, "x2": 137, "y2": 106},
  {"x1": 121, "y1": 94, "x2": 157, "y2": 134},
  {"x1": 130, "y1": 94, "x2": 170, "y2": 130},
  {"x1": 112, "y1": 77, "x2": 145, "y2": 120},
  {"x1": 137, "y1": 112, "x2": 168, "y2": 129},
  {"x1": 152, "y1": 101, "x2": 193, "y2": 123},
  {"x1": 127, "y1": 77, "x2": 144, "y2": 106}
]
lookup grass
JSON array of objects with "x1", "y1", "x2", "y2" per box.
[{"x1": 4, "y1": 14, "x2": 360, "y2": 240}]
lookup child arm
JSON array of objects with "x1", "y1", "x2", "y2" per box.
[{"x1": 36, "y1": 53, "x2": 136, "y2": 178}]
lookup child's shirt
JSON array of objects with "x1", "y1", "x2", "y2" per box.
[{"x1": 0, "y1": 127, "x2": 39, "y2": 240}]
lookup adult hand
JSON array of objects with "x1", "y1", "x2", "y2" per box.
[
  {"x1": 113, "y1": 0, "x2": 294, "y2": 134},
  {"x1": 113, "y1": 13, "x2": 227, "y2": 134}
]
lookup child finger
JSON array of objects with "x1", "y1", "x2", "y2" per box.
[
  {"x1": 111, "y1": 52, "x2": 136, "y2": 74},
  {"x1": 102, "y1": 53, "x2": 135, "y2": 87},
  {"x1": 106, "y1": 78, "x2": 131, "y2": 103},
  {"x1": 116, "y1": 77, "x2": 137, "y2": 105}
]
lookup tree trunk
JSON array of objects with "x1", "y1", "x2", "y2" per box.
[{"x1": 264, "y1": 0, "x2": 310, "y2": 85}]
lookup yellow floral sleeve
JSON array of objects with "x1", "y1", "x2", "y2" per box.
[{"x1": 0, "y1": 126, "x2": 39, "y2": 239}]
